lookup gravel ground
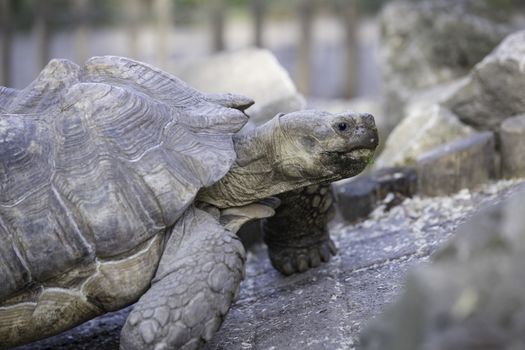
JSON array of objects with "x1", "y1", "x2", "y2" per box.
[{"x1": 12, "y1": 179, "x2": 524, "y2": 350}]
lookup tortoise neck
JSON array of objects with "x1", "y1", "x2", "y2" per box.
[{"x1": 196, "y1": 118, "x2": 313, "y2": 208}]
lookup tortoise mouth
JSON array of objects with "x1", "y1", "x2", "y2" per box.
[{"x1": 323, "y1": 147, "x2": 375, "y2": 162}]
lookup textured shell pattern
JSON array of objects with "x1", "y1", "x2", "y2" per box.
[{"x1": 0, "y1": 56, "x2": 248, "y2": 300}]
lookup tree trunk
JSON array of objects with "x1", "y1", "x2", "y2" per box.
[
  {"x1": 252, "y1": 0, "x2": 265, "y2": 48},
  {"x1": 127, "y1": 0, "x2": 142, "y2": 59},
  {"x1": 341, "y1": 0, "x2": 359, "y2": 98},
  {"x1": 153, "y1": 0, "x2": 174, "y2": 68},
  {"x1": 34, "y1": 0, "x2": 50, "y2": 70},
  {"x1": 73, "y1": 0, "x2": 89, "y2": 64},
  {"x1": 297, "y1": 0, "x2": 314, "y2": 96},
  {"x1": 210, "y1": 0, "x2": 226, "y2": 52}
]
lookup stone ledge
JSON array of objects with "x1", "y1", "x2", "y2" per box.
[{"x1": 416, "y1": 131, "x2": 497, "y2": 196}]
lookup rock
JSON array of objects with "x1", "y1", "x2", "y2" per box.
[
  {"x1": 361, "y1": 185, "x2": 525, "y2": 350},
  {"x1": 334, "y1": 176, "x2": 379, "y2": 223},
  {"x1": 375, "y1": 92, "x2": 476, "y2": 169},
  {"x1": 373, "y1": 167, "x2": 418, "y2": 201},
  {"x1": 445, "y1": 30, "x2": 525, "y2": 130},
  {"x1": 333, "y1": 167, "x2": 417, "y2": 223},
  {"x1": 500, "y1": 115, "x2": 525, "y2": 178},
  {"x1": 380, "y1": 0, "x2": 518, "y2": 124},
  {"x1": 173, "y1": 48, "x2": 306, "y2": 124},
  {"x1": 416, "y1": 132, "x2": 497, "y2": 196}
]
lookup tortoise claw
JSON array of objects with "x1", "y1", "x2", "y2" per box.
[
  {"x1": 281, "y1": 261, "x2": 294, "y2": 276},
  {"x1": 296, "y1": 255, "x2": 309, "y2": 273},
  {"x1": 267, "y1": 238, "x2": 338, "y2": 276}
]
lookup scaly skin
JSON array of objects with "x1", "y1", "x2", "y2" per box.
[
  {"x1": 120, "y1": 207, "x2": 245, "y2": 350},
  {"x1": 263, "y1": 183, "x2": 337, "y2": 275}
]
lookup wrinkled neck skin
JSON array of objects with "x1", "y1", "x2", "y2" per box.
[{"x1": 197, "y1": 117, "x2": 332, "y2": 208}]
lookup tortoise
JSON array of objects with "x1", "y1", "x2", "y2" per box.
[{"x1": 0, "y1": 56, "x2": 378, "y2": 350}]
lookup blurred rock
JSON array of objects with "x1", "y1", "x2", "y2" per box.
[
  {"x1": 500, "y1": 114, "x2": 525, "y2": 179},
  {"x1": 333, "y1": 167, "x2": 417, "y2": 223},
  {"x1": 377, "y1": 28, "x2": 525, "y2": 189},
  {"x1": 334, "y1": 176, "x2": 379, "y2": 223},
  {"x1": 375, "y1": 91, "x2": 476, "y2": 168},
  {"x1": 173, "y1": 48, "x2": 306, "y2": 124},
  {"x1": 374, "y1": 167, "x2": 418, "y2": 201},
  {"x1": 361, "y1": 185, "x2": 525, "y2": 350},
  {"x1": 417, "y1": 132, "x2": 497, "y2": 196},
  {"x1": 380, "y1": 0, "x2": 519, "y2": 125},
  {"x1": 445, "y1": 30, "x2": 525, "y2": 131}
]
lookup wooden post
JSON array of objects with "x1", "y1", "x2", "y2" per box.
[
  {"x1": 297, "y1": 0, "x2": 314, "y2": 96},
  {"x1": 73, "y1": 0, "x2": 89, "y2": 64},
  {"x1": 127, "y1": 0, "x2": 142, "y2": 59},
  {"x1": 341, "y1": 0, "x2": 359, "y2": 98},
  {"x1": 0, "y1": 0, "x2": 12, "y2": 86},
  {"x1": 252, "y1": 0, "x2": 265, "y2": 48},
  {"x1": 153, "y1": 0, "x2": 174, "y2": 68},
  {"x1": 34, "y1": 0, "x2": 51, "y2": 70},
  {"x1": 210, "y1": 0, "x2": 226, "y2": 52}
]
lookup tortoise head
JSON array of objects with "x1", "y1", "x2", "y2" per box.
[
  {"x1": 270, "y1": 110, "x2": 378, "y2": 182},
  {"x1": 198, "y1": 110, "x2": 378, "y2": 208}
]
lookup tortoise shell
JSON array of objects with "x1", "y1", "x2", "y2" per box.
[{"x1": 0, "y1": 56, "x2": 250, "y2": 300}]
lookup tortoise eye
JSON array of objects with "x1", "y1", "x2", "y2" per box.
[{"x1": 337, "y1": 122, "x2": 348, "y2": 132}]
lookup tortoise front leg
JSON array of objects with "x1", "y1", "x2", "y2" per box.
[
  {"x1": 263, "y1": 183, "x2": 337, "y2": 275},
  {"x1": 120, "y1": 207, "x2": 245, "y2": 350}
]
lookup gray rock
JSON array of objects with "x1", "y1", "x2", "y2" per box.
[
  {"x1": 173, "y1": 48, "x2": 306, "y2": 124},
  {"x1": 333, "y1": 167, "x2": 417, "y2": 223},
  {"x1": 361, "y1": 184, "x2": 525, "y2": 350},
  {"x1": 380, "y1": 0, "x2": 518, "y2": 124},
  {"x1": 417, "y1": 132, "x2": 497, "y2": 196},
  {"x1": 445, "y1": 30, "x2": 525, "y2": 130},
  {"x1": 334, "y1": 175, "x2": 380, "y2": 223},
  {"x1": 500, "y1": 115, "x2": 525, "y2": 179},
  {"x1": 375, "y1": 94, "x2": 476, "y2": 169}
]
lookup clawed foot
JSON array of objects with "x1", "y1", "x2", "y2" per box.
[{"x1": 267, "y1": 238, "x2": 337, "y2": 276}]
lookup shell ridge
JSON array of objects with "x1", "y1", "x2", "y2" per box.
[
  {"x1": 7, "y1": 59, "x2": 81, "y2": 114},
  {"x1": 0, "y1": 214, "x2": 33, "y2": 293},
  {"x1": 50, "y1": 184, "x2": 95, "y2": 255}
]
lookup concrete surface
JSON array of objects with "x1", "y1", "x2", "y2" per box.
[{"x1": 361, "y1": 184, "x2": 525, "y2": 350}]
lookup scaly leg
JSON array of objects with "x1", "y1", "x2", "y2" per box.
[
  {"x1": 263, "y1": 183, "x2": 337, "y2": 275},
  {"x1": 120, "y1": 207, "x2": 245, "y2": 350}
]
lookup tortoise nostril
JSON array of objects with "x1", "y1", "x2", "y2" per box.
[
  {"x1": 337, "y1": 122, "x2": 348, "y2": 132},
  {"x1": 361, "y1": 113, "x2": 375, "y2": 125}
]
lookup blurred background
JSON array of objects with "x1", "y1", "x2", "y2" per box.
[
  {"x1": 2, "y1": 0, "x2": 524, "y2": 136},
  {"x1": 0, "y1": 0, "x2": 385, "y2": 98}
]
